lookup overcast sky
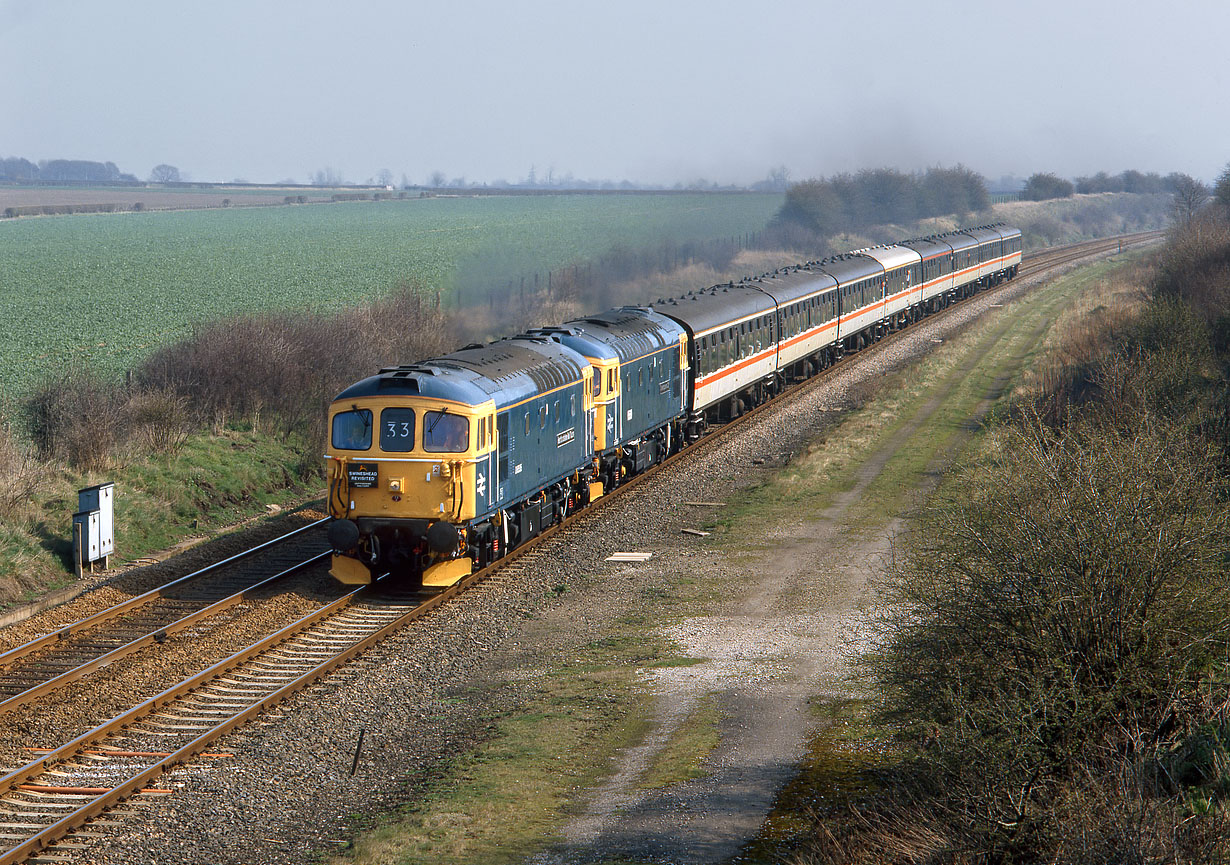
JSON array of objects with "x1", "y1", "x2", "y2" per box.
[{"x1": 3, "y1": 0, "x2": 1227, "y2": 187}]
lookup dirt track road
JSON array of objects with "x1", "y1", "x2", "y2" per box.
[{"x1": 536, "y1": 262, "x2": 1063, "y2": 863}]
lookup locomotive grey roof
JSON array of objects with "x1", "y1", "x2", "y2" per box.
[
  {"x1": 540, "y1": 306, "x2": 685, "y2": 364},
  {"x1": 332, "y1": 337, "x2": 587, "y2": 410},
  {"x1": 652, "y1": 282, "x2": 777, "y2": 336}
]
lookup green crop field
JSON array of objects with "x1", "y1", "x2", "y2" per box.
[{"x1": 0, "y1": 193, "x2": 781, "y2": 403}]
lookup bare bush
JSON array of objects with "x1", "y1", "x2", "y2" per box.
[
  {"x1": 124, "y1": 388, "x2": 191, "y2": 454},
  {"x1": 23, "y1": 366, "x2": 124, "y2": 471},
  {"x1": 1153, "y1": 213, "x2": 1230, "y2": 326},
  {"x1": 868, "y1": 414, "x2": 1230, "y2": 858},
  {"x1": 0, "y1": 418, "x2": 41, "y2": 523},
  {"x1": 136, "y1": 283, "x2": 456, "y2": 456}
]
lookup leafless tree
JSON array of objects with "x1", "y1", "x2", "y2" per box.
[
  {"x1": 1169, "y1": 173, "x2": 1209, "y2": 225},
  {"x1": 1213, "y1": 162, "x2": 1230, "y2": 213},
  {"x1": 149, "y1": 163, "x2": 181, "y2": 183},
  {"x1": 311, "y1": 166, "x2": 345, "y2": 187}
]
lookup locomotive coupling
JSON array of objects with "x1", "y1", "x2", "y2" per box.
[{"x1": 327, "y1": 519, "x2": 361, "y2": 553}]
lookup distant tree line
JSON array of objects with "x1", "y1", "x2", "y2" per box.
[
  {"x1": 0, "y1": 157, "x2": 139, "y2": 183},
  {"x1": 1021, "y1": 168, "x2": 1204, "y2": 202},
  {"x1": 775, "y1": 166, "x2": 990, "y2": 236}
]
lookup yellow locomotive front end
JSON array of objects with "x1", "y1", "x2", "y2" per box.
[{"x1": 326, "y1": 393, "x2": 497, "y2": 587}]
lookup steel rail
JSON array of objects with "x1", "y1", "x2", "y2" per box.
[
  {"x1": 0, "y1": 528, "x2": 561, "y2": 864},
  {"x1": 0, "y1": 516, "x2": 331, "y2": 671},
  {"x1": 0, "y1": 551, "x2": 331, "y2": 713}
]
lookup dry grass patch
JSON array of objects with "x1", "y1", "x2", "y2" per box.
[{"x1": 635, "y1": 693, "x2": 724, "y2": 790}]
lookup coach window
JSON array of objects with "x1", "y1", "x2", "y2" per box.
[
  {"x1": 332, "y1": 408, "x2": 372, "y2": 451},
  {"x1": 424, "y1": 410, "x2": 469, "y2": 453}
]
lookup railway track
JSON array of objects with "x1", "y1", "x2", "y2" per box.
[
  {"x1": 0, "y1": 518, "x2": 332, "y2": 713},
  {"x1": 0, "y1": 231, "x2": 1158, "y2": 863}
]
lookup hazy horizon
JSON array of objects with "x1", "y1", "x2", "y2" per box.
[{"x1": 3, "y1": 0, "x2": 1227, "y2": 187}]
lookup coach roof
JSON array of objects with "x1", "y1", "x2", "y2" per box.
[{"x1": 652, "y1": 282, "x2": 777, "y2": 335}]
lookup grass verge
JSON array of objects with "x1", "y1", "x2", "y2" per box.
[
  {"x1": 723, "y1": 254, "x2": 1153, "y2": 860},
  {"x1": 0, "y1": 427, "x2": 322, "y2": 609},
  {"x1": 331, "y1": 622, "x2": 698, "y2": 865},
  {"x1": 635, "y1": 693, "x2": 724, "y2": 790}
]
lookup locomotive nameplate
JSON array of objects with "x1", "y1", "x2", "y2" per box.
[
  {"x1": 347, "y1": 463, "x2": 378, "y2": 488},
  {"x1": 556, "y1": 427, "x2": 575, "y2": 448}
]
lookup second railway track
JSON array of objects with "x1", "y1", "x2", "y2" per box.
[{"x1": 0, "y1": 518, "x2": 335, "y2": 714}]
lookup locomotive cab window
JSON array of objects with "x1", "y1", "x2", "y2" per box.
[
  {"x1": 379, "y1": 408, "x2": 416, "y2": 452},
  {"x1": 424, "y1": 410, "x2": 469, "y2": 453},
  {"x1": 332, "y1": 408, "x2": 373, "y2": 451}
]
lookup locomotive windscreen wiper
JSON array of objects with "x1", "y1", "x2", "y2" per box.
[{"x1": 427, "y1": 405, "x2": 449, "y2": 434}]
